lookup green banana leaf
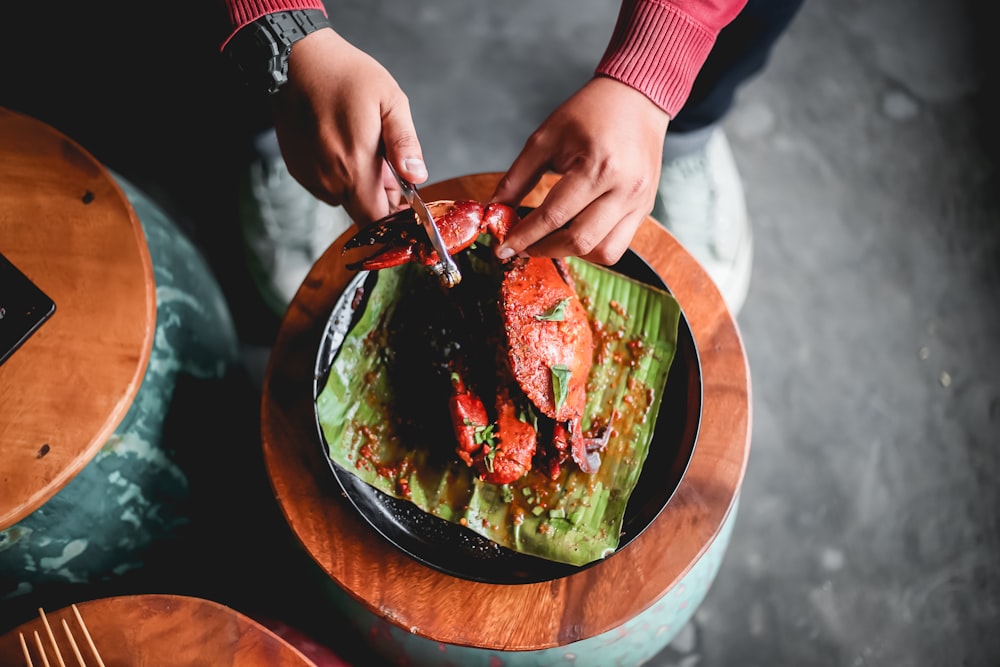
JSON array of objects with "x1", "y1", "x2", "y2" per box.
[{"x1": 315, "y1": 254, "x2": 681, "y2": 567}]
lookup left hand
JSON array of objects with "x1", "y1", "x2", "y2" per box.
[{"x1": 490, "y1": 76, "x2": 670, "y2": 265}]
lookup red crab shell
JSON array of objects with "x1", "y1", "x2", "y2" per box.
[{"x1": 343, "y1": 200, "x2": 601, "y2": 484}]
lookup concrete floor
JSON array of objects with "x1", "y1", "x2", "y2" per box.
[{"x1": 3, "y1": 0, "x2": 999, "y2": 665}]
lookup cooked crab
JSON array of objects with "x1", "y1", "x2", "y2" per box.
[{"x1": 344, "y1": 200, "x2": 605, "y2": 483}]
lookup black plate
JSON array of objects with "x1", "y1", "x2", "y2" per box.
[{"x1": 313, "y1": 249, "x2": 702, "y2": 584}]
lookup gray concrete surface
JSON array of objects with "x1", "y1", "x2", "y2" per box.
[
  {"x1": 672, "y1": 2, "x2": 999, "y2": 664},
  {"x1": 660, "y1": 1, "x2": 1000, "y2": 664},
  {"x1": 2, "y1": 0, "x2": 998, "y2": 664}
]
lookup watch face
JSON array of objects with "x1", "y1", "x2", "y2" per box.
[{"x1": 0, "y1": 251, "x2": 56, "y2": 366}]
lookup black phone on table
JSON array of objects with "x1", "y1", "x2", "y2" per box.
[{"x1": 0, "y1": 251, "x2": 56, "y2": 366}]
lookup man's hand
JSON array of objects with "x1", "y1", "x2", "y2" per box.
[
  {"x1": 270, "y1": 28, "x2": 428, "y2": 226},
  {"x1": 491, "y1": 76, "x2": 670, "y2": 265}
]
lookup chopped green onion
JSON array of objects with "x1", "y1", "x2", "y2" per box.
[
  {"x1": 532, "y1": 505, "x2": 545, "y2": 516},
  {"x1": 548, "y1": 508, "x2": 567, "y2": 520},
  {"x1": 474, "y1": 423, "x2": 496, "y2": 446}
]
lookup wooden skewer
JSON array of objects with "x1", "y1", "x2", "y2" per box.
[
  {"x1": 18, "y1": 632, "x2": 34, "y2": 667},
  {"x1": 60, "y1": 619, "x2": 85, "y2": 667},
  {"x1": 21, "y1": 605, "x2": 105, "y2": 667},
  {"x1": 37, "y1": 609, "x2": 66, "y2": 667},
  {"x1": 71, "y1": 605, "x2": 106, "y2": 667},
  {"x1": 32, "y1": 630, "x2": 51, "y2": 667}
]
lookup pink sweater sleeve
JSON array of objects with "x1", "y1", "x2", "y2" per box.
[
  {"x1": 596, "y1": 0, "x2": 748, "y2": 117},
  {"x1": 219, "y1": 0, "x2": 328, "y2": 50},
  {"x1": 220, "y1": 0, "x2": 742, "y2": 117}
]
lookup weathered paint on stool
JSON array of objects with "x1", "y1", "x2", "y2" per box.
[
  {"x1": 0, "y1": 175, "x2": 239, "y2": 600},
  {"x1": 319, "y1": 501, "x2": 738, "y2": 667}
]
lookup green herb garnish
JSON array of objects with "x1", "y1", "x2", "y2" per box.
[
  {"x1": 534, "y1": 298, "x2": 570, "y2": 321},
  {"x1": 474, "y1": 423, "x2": 496, "y2": 446},
  {"x1": 550, "y1": 364, "x2": 571, "y2": 411}
]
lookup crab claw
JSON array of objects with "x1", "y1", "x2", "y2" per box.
[
  {"x1": 448, "y1": 365, "x2": 490, "y2": 467},
  {"x1": 479, "y1": 386, "x2": 538, "y2": 485},
  {"x1": 343, "y1": 200, "x2": 518, "y2": 271},
  {"x1": 341, "y1": 208, "x2": 426, "y2": 270},
  {"x1": 448, "y1": 357, "x2": 539, "y2": 485}
]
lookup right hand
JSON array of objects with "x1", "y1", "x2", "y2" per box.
[
  {"x1": 490, "y1": 76, "x2": 670, "y2": 265},
  {"x1": 270, "y1": 28, "x2": 427, "y2": 226}
]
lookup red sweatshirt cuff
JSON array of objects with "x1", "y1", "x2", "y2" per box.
[
  {"x1": 220, "y1": 0, "x2": 328, "y2": 51},
  {"x1": 596, "y1": 0, "x2": 741, "y2": 118}
]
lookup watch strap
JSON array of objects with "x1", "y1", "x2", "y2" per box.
[{"x1": 225, "y1": 9, "x2": 331, "y2": 95}]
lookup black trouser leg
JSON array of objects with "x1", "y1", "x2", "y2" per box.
[{"x1": 670, "y1": 0, "x2": 807, "y2": 133}]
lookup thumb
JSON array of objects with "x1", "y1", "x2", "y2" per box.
[{"x1": 382, "y1": 105, "x2": 428, "y2": 184}]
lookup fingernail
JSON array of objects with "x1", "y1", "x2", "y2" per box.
[
  {"x1": 497, "y1": 246, "x2": 515, "y2": 260},
  {"x1": 402, "y1": 158, "x2": 427, "y2": 180}
]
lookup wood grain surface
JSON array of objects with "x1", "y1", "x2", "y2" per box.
[
  {"x1": 0, "y1": 594, "x2": 315, "y2": 666},
  {"x1": 260, "y1": 172, "x2": 752, "y2": 651},
  {"x1": 0, "y1": 108, "x2": 155, "y2": 530}
]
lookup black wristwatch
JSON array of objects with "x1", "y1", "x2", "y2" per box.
[{"x1": 224, "y1": 9, "x2": 331, "y2": 95}]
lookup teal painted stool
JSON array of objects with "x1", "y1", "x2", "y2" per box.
[
  {"x1": 315, "y1": 501, "x2": 738, "y2": 666},
  {"x1": 0, "y1": 110, "x2": 239, "y2": 604},
  {"x1": 260, "y1": 173, "x2": 752, "y2": 666}
]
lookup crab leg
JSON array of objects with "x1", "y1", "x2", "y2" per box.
[
  {"x1": 448, "y1": 366, "x2": 491, "y2": 467},
  {"x1": 480, "y1": 384, "x2": 538, "y2": 485},
  {"x1": 344, "y1": 200, "x2": 510, "y2": 271},
  {"x1": 448, "y1": 354, "x2": 539, "y2": 485}
]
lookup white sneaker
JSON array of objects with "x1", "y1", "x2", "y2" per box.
[
  {"x1": 239, "y1": 140, "x2": 353, "y2": 316},
  {"x1": 655, "y1": 129, "x2": 752, "y2": 317}
]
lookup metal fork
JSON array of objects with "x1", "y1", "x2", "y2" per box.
[{"x1": 19, "y1": 605, "x2": 106, "y2": 667}]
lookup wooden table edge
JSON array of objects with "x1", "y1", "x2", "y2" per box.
[{"x1": 0, "y1": 593, "x2": 315, "y2": 665}]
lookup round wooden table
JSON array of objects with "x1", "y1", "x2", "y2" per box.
[
  {"x1": 261, "y1": 172, "x2": 751, "y2": 665},
  {"x1": 0, "y1": 594, "x2": 316, "y2": 666},
  {"x1": 0, "y1": 107, "x2": 156, "y2": 529},
  {"x1": 0, "y1": 107, "x2": 240, "y2": 599}
]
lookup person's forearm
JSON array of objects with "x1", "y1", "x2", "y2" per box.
[
  {"x1": 596, "y1": 0, "x2": 748, "y2": 117},
  {"x1": 219, "y1": 0, "x2": 327, "y2": 50}
]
